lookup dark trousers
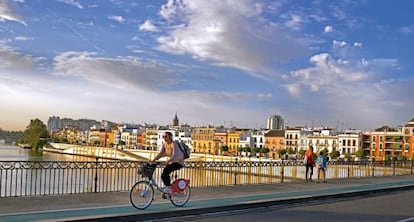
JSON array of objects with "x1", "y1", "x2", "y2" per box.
[
  {"x1": 161, "y1": 162, "x2": 183, "y2": 186},
  {"x1": 305, "y1": 164, "x2": 314, "y2": 180}
]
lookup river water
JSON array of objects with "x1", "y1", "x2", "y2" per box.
[{"x1": 0, "y1": 144, "x2": 96, "y2": 161}]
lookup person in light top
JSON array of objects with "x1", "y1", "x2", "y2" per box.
[
  {"x1": 152, "y1": 131, "x2": 184, "y2": 194},
  {"x1": 316, "y1": 151, "x2": 328, "y2": 182}
]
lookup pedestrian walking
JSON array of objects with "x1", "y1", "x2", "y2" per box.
[
  {"x1": 304, "y1": 145, "x2": 315, "y2": 181},
  {"x1": 316, "y1": 151, "x2": 328, "y2": 182}
]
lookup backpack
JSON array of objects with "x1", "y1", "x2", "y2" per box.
[{"x1": 175, "y1": 141, "x2": 191, "y2": 159}]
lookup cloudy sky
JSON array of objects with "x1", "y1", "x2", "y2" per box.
[{"x1": 1, "y1": 0, "x2": 413, "y2": 131}]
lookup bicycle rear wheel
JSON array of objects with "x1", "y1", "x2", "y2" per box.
[
  {"x1": 130, "y1": 180, "x2": 154, "y2": 210},
  {"x1": 170, "y1": 185, "x2": 191, "y2": 207}
]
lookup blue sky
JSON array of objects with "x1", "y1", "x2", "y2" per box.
[{"x1": 1, "y1": 0, "x2": 413, "y2": 131}]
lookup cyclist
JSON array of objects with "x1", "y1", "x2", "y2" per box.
[{"x1": 151, "y1": 131, "x2": 184, "y2": 194}]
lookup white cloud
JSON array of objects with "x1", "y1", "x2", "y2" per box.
[
  {"x1": 14, "y1": 36, "x2": 33, "y2": 41},
  {"x1": 52, "y1": 51, "x2": 175, "y2": 90},
  {"x1": 57, "y1": 0, "x2": 84, "y2": 9},
  {"x1": 285, "y1": 53, "x2": 387, "y2": 95},
  {"x1": 333, "y1": 40, "x2": 347, "y2": 47},
  {"x1": 155, "y1": 0, "x2": 312, "y2": 77},
  {"x1": 284, "y1": 14, "x2": 303, "y2": 30},
  {"x1": 281, "y1": 52, "x2": 411, "y2": 129},
  {"x1": 0, "y1": 45, "x2": 271, "y2": 130},
  {"x1": 399, "y1": 25, "x2": 414, "y2": 34},
  {"x1": 0, "y1": 0, "x2": 27, "y2": 26},
  {"x1": 108, "y1": 15, "x2": 125, "y2": 23},
  {"x1": 0, "y1": 44, "x2": 40, "y2": 70},
  {"x1": 324, "y1": 25, "x2": 333, "y2": 33},
  {"x1": 139, "y1": 20, "x2": 159, "y2": 32},
  {"x1": 353, "y1": 42, "x2": 362, "y2": 47}
]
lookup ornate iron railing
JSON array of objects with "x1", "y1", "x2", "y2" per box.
[{"x1": 0, "y1": 159, "x2": 413, "y2": 197}]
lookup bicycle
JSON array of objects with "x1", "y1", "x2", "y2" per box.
[{"x1": 130, "y1": 162, "x2": 191, "y2": 210}]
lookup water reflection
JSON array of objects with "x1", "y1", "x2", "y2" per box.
[{"x1": 0, "y1": 144, "x2": 97, "y2": 161}]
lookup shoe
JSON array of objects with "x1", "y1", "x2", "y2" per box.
[{"x1": 163, "y1": 186, "x2": 172, "y2": 194}]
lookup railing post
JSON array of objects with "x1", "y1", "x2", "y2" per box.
[
  {"x1": 411, "y1": 159, "x2": 414, "y2": 175},
  {"x1": 94, "y1": 157, "x2": 98, "y2": 193},
  {"x1": 393, "y1": 159, "x2": 396, "y2": 176},
  {"x1": 371, "y1": 160, "x2": 375, "y2": 177},
  {"x1": 347, "y1": 164, "x2": 350, "y2": 178},
  {"x1": 234, "y1": 158, "x2": 238, "y2": 185},
  {"x1": 280, "y1": 159, "x2": 284, "y2": 183}
]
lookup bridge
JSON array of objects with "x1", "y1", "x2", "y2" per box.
[
  {"x1": 0, "y1": 175, "x2": 413, "y2": 221},
  {"x1": 45, "y1": 143, "x2": 151, "y2": 161},
  {"x1": 44, "y1": 143, "x2": 257, "y2": 162}
]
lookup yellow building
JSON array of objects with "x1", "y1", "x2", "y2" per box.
[
  {"x1": 192, "y1": 127, "x2": 216, "y2": 154},
  {"x1": 227, "y1": 131, "x2": 241, "y2": 155}
]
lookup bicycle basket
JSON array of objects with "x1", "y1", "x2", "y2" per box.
[{"x1": 138, "y1": 163, "x2": 156, "y2": 177}]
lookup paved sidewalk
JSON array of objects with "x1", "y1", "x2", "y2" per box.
[{"x1": 0, "y1": 175, "x2": 413, "y2": 222}]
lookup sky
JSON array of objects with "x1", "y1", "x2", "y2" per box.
[{"x1": 1, "y1": 0, "x2": 413, "y2": 131}]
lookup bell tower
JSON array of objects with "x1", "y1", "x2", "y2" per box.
[{"x1": 172, "y1": 112, "x2": 179, "y2": 127}]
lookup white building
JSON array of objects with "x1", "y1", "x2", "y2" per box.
[
  {"x1": 267, "y1": 115, "x2": 284, "y2": 130},
  {"x1": 338, "y1": 130, "x2": 362, "y2": 157}
]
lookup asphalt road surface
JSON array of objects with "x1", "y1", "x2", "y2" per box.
[{"x1": 167, "y1": 189, "x2": 414, "y2": 222}]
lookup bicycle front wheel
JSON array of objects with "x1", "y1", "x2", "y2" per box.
[
  {"x1": 130, "y1": 180, "x2": 154, "y2": 210},
  {"x1": 170, "y1": 185, "x2": 191, "y2": 207}
]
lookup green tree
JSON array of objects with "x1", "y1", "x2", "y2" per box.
[
  {"x1": 261, "y1": 147, "x2": 270, "y2": 154},
  {"x1": 329, "y1": 150, "x2": 340, "y2": 160},
  {"x1": 220, "y1": 145, "x2": 229, "y2": 153},
  {"x1": 277, "y1": 148, "x2": 287, "y2": 158},
  {"x1": 20, "y1": 119, "x2": 49, "y2": 150},
  {"x1": 299, "y1": 149, "x2": 306, "y2": 157},
  {"x1": 252, "y1": 147, "x2": 260, "y2": 154},
  {"x1": 397, "y1": 154, "x2": 407, "y2": 161},
  {"x1": 286, "y1": 148, "x2": 295, "y2": 155},
  {"x1": 355, "y1": 149, "x2": 366, "y2": 159}
]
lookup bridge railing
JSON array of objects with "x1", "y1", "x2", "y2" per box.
[{"x1": 0, "y1": 159, "x2": 413, "y2": 197}]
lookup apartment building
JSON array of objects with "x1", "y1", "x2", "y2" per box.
[
  {"x1": 307, "y1": 128, "x2": 338, "y2": 154},
  {"x1": 264, "y1": 130, "x2": 285, "y2": 159},
  {"x1": 192, "y1": 126, "x2": 216, "y2": 154},
  {"x1": 402, "y1": 118, "x2": 414, "y2": 158},
  {"x1": 337, "y1": 130, "x2": 362, "y2": 158}
]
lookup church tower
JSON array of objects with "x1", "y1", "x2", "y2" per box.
[{"x1": 172, "y1": 112, "x2": 179, "y2": 127}]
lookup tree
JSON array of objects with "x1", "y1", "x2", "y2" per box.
[
  {"x1": 397, "y1": 154, "x2": 407, "y2": 161},
  {"x1": 20, "y1": 119, "x2": 49, "y2": 150},
  {"x1": 277, "y1": 148, "x2": 287, "y2": 158},
  {"x1": 299, "y1": 149, "x2": 306, "y2": 157},
  {"x1": 329, "y1": 150, "x2": 340, "y2": 160},
  {"x1": 220, "y1": 145, "x2": 229, "y2": 154},
  {"x1": 261, "y1": 147, "x2": 270, "y2": 154},
  {"x1": 286, "y1": 148, "x2": 295, "y2": 155},
  {"x1": 252, "y1": 147, "x2": 260, "y2": 154},
  {"x1": 355, "y1": 149, "x2": 366, "y2": 159}
]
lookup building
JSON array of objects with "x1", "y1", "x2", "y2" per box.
[
  {"x1": 264, "y1": 130, "x2": 285, "y2": 159},
  {"x1": 266, "y1": 115, "x2": 284, "y2": 130},
  {"x1": 402, "y1": 118, "x2": 414, "y2": 159},
  {"x1": 192, "y1": 126, "x2": 216, "y2": 154},
  {"x1": 337, "y1": 130, "x2": 362, "y2": 158}
]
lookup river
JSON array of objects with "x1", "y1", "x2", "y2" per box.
[{"x1": 0, "y1": 143, "x2": 96, "y2": 161}]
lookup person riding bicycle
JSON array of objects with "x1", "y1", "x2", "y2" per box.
[{"x1": 151, "y1": 131, "x2": 184, "y2": 194}]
